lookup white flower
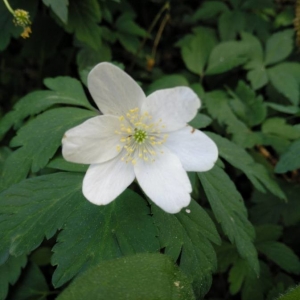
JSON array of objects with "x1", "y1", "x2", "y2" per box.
[{"x1": 62, "y1": 62, "x2": 218, "y2": 213}]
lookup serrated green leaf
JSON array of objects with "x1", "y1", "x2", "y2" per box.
[
  {"x1": 42, "y1": 0, "x2": 68, "y2": 23},
  {"x1": 229, "y1": 81, "x2": 266, "y2": 126},
  {"x1": 52, "y1": 189, "x2": 159, "y2": 287},
  {"x1": 204, "y1": 91, "x2": 261, "y2": 148},
  {"x1": 0, "y1": 172, "x2": 85, "y2": 260},
  {"x1": 275, "y1": 139, "x2": 300, "y2": 173},
  {"x1": 152, "y1": 200, "x2": 220, "y2": 299},
  {"x1": 0, "y1": 76, "x2": 94, "y2": 140},
  {"x1": 178, "y1": 26, "x2": 217, "y2": 76},
  {"x1": 146, "y1": 75, "x2": 189, "y2": 96},
  {"x1": 10, "y1": 263, "x2": 49, "y2": 300},
  {"x1": 257, "y1": 242, "x2": 300, "y2": 274},
  {"x1": 206, "y1": 41, "x2": 248, "y2": 75},
  {"x1": 0, "y1": 255, "x2": 27, "y2": 300},
  {"x1": 198, "y1": 165, "x2": 259, "y2": 275},
  {"x1": 0, "y1": 108, "x2": 96, "y2": 191},
  {"x1": 64, "y1": 0, "x2": 102, "y2": 50},
  {"x1": 229, "y1": 258, "x2": 249, "y2": 294},
  {"x1": 206, "y1": 132, "x2": 285, "y2": 199},
  {"x1": 266, "y1": 103, "x2": 299, "y2": 114},
  {"x1": 265, "y1": 30, "x2": 294, "y2": 66},
  {"x1": 276, "y1": 285, "x2": 300, "y2": 300},
  {"x1": 57, "y1": 253, "x2": 195, "y2": 300}
]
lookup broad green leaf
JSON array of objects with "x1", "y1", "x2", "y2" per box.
[
  {"x1": 229, "y1": 258, "x2": 249, "y2": 294},
  {"x1": 218, "y1": 11, "x2": 245, "y2": 41},
  {"x1": 188, "y1": 113, "x2": 212, "y2": 129},
  {"x1": 42, "y1": 0, "x2": 68, "y2": 23},
  {"x1": 268, "y1": 64, "x2": 300, "y2": 105},
  {"x1": 115, "y1": 13, "x2": 148, "y2": 37},
  {"x1": 178, "y1": 26, "x2": 217, "y2": 76},
  {"x1": 198, "y1": 165, "x2": 259, "y2": 275},
  {"x1": 47, "y1": 157, "x2": 88, "y2": 173},
  {"x1": 262, "y1": 118, "x2": 300, "y2": 140},
  {"x1": 0, "y1": 172, "x2": 85, "y2": 260},
  {"x1": 188, "y1": 1, "x2": 228, "y2": 22},
  {"x1": 0, "y1": 255, "x2": 27, "y2": 300},
  {"x1": 10, "y1": 263, "x2": 49, "y2": 300},
  {"x1": 204, "y1": 91, "x2": 260, "y2": 148},
  {"x1": 116, "y1": 32, "x2": 140, "y2": 53},
  {"x1": 206, "y1": 41, "x2": 248, "y2": 75},
  {"x1": 257, "y1": 242, "x2": 300, "y2": 274},
  {"x1": 0, "y1": 147, "x2": 11, "y2": 171},
  {"x1": 64, "y1": 0, "x2": 102, "y2": 50},
  {"x1": 0, "y1": 108, "x2": 96, "y2": 191},
  {"x1": 265, "y1": 30, "x2": 294, "y2": 66},
  {"x1": 146, "y1": 75, "x2": 189, "y2": 95},
  {"x1": 247, "y1": 67, "x2": 268, "y2": 90},
  {"x1": 52, "y1": 189, "x2": 159, "y2": 287},
  {"x1": 152, "y1": 200, "x2": 220, "y2": 298},
  {"x1": 276, "y1": 285, "x2": 300, "y2": 300},
  {"x1": 0, "y1": 76, "x2": 94, "y2": 140},
  {"x1": 206, "y1": 132, "x2": 285, "y2": 199},
  {"x1": 266, "y1": 103, "x2": 299, "y2": 114},
  {"x1": 275, "y1": 139, "x2": 300, "y2": 173},
  {"x1": 229, "y1": 81, "x2": 266, "y2": 126},
  {"x1": 57, "y1": 253, "x2": 195, "y2": 300}
]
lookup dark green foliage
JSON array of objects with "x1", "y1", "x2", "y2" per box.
[{"x1": 0, "y1": 0, "x2": 299, "y2": 299}]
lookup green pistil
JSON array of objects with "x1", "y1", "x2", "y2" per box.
[{"x1": 134, "y1": 129, "x2": 147, "y2": 144}]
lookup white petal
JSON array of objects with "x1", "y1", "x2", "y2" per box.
[
  {"x1": 62, "y1": 115, "x2": 122, "y2": 164},
  {"x1": 134, "y1": 148, "x2": 192, "y2": 213},
  {"x1": 165, "y1": 126, "x2": 218, "y2": 172},
  {"x1": 88, "y1": 62, "x2": 146, "y2": 116},
  {"x1": 83, "y1": 155, "x2": 135, "y2": 205},
  {"x1": 142, "y1": 87, "x2": 200, "y2": 132}
]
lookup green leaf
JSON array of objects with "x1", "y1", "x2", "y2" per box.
[
  {"x1": 188, "y1": 113, "x2": 212, "y2": 129},
  {"x1": 47, "y1": 157, "x2": 88, "y2": 173},
  {"x1": 265, "y1": 30, "x2": 294, "y2": 66},
  {"x1": 262, "y1": 118, "x2": 300, "y2": 140},
  {"x1": 64, "y1": 0, "x2": 102, "y2": 50},
  {"x1": 206, "y1": 41, "x2": 248, "y2": 75},
  {"x1": 276, "y1": 285, "x2": 300, "y2": 300},
  {"x1": 42, "y1": 0, "x2": 68, "y2": 23},
  {"x1": 10, "y1": 263, "x2": 49, "y2": 300},
  {"x1": 218, "y1": 11, "x2": 245, "y2": 41},
  {"x1": 250, "y1": 182, "x2": 300, "y2": 226},
  {"x1": 198, "y1": 165, "x2": 259, "y2": 275},
  {"x1": 116, "y1": 32, "x2": 139, "y2": 53},
  {"x1": 275, "y1": 139, "x2": 300, "y2": 173},
  {"x1": 257, "y1": 242, "x2": 300, "y2": 274},
  {"x1": 266, "y1": 103, "x2": 299, "y2": 114},
  {"x1": 206, "y1": 132, "x2": 285, "y2": 199},
  {"x1": 268, "y1": 64, "x2": 300, "y2": 105},
  {"x1": 255, "y1": 225, "x2": 283, "y2": 243},
  {"x1": 52, "y1": 189, "x2": 159, "y2": 287},
  {"x1": 146, "y1": 75, "x2": 189, "y2": 96},
  {"x1": 0, "y1": 172, "x2": 84, "y2": 260},
  {"x1": 204, "y1": 91, "x2": 260, "y2": 148},
  {"x1": 0, "y1": 108, "x2": 96, "y2": 191},
  {"x1": 228, "y1": 258, "x2": 249, "y2": 294},
  {"x1": 57, "y1": 253, "x2": 195, "y2": 300},
  {"x1": 152, "y1": 200, "x2": 220, "y2": 299},
  {"x1": 229, "y1": 80, "x2": 266, "y2": 126},
  {"x1": 0, "y1": 255, "x2": 27, "y2": 300},
  {"x1": 0, "y1": 76, "x2": 94, "y2": 140},
  {"x1": 178, "y1": 26, "x2": 217, "y2": 76},
  {"x1": 115, "y1": 13, "x2": 148, "y2": 37}
]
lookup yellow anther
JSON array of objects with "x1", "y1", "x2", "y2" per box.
[
  {"x1": 119, "y1": 116, "x2": 124, "y2": 121},
  {"x1": 116, "y1": 145, "x2": 121, "y2": 152}
]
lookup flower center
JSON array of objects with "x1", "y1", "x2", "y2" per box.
[
  {"x1": 133, "y1": 128, "x2": 147, "y2": 144},
  {"x1": 115, "y1": 107, "x2": 168, "y2": 164}
]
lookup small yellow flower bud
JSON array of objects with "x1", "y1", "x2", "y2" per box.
[{"x1": 20, "y1": 26, "x2": 32, "y2": 39}]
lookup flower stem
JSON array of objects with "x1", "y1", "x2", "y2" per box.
[{"x1": 2, "y1": 0, "x2": 14, "y2": 15}]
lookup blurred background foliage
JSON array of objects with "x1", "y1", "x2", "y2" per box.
[{"x1": 1, "y1": 0, "x2": 300, "y2": 299}]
